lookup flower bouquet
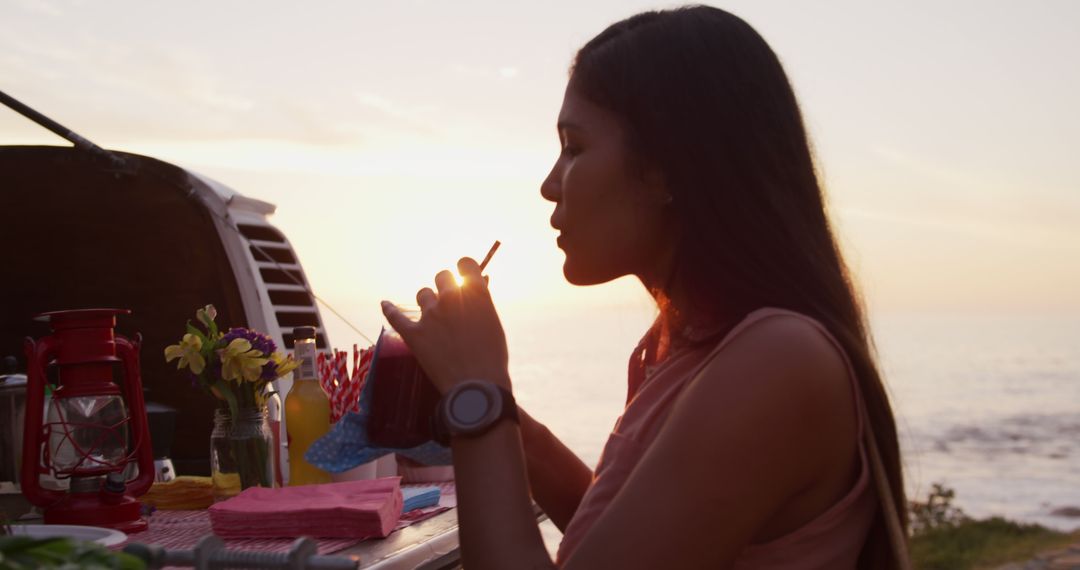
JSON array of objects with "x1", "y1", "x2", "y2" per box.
[{"x1": 165, "y1": 305, "x2": 297, "y2": 499}]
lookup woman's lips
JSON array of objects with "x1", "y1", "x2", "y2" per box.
[{"x1": 556, "y1": 234, "x2": 567, "y2": 249}]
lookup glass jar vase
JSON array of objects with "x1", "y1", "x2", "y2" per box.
[{"x1": 210, "y1": 406, "x2": 275, "y2": 502}]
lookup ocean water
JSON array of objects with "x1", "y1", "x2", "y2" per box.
[
  {"x1": 877, "y1": 312, "x2": 1080, "y2": 530},
  {"x1": 505, "y1": 307, "x2": 1080, "y2": 532}
]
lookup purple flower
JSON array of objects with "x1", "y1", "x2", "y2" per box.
[
  {"x1": 260, "y1": 360, "x2": 279, "y2": 381},
  {"x1": 222, "y1": 327, "x2": 277, "y2": 356}
]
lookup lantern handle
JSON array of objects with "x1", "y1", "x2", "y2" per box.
[
  {"x1": 21, "y1": 336, "x2": 66, "y2": 507},
  {"x1": 115, "y1": 333, "x2": 155, "y2": 497}
]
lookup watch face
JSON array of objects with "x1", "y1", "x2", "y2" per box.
[{"x1": 450, "y1": 388, "x2": 492, "y2": 427}]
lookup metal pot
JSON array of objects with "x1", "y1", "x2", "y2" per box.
[{"x1": 0, "y1": 365, "x2": 27, "y2": 484}]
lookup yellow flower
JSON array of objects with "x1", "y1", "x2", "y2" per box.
[
  {"x1": 218, "y1": 338, "x2": 269, "y2": 383},
  {"x1": 164, "y1": 334, "x2": 206, "y2": 374},
  {"x1": 271, "y1": 352, "x2": 299, "y2": 378}
]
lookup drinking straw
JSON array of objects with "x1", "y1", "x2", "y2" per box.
[
  {"x1": 346, "y1": 344, "x2": 373, "y2": 415},
  {"x1": 317, "y1": 345, "x2": 375, "y2": 422},
  {"x1": 478, "y1": 240, "x2": 501, "y2": 272},
  {"x1": 317, "y1": 352, "x2": 333, "y2": 395},
  {"x1": 333, "y1": 351, "x2": 348, "y2": 421}
]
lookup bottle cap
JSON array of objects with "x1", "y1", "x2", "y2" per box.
[{"x1": 293, "y1": 326, "x2": 317, "y2": 340}]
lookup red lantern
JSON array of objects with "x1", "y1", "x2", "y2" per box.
[{"x1": 22, "y1": 309, "x2": 155, "y2": 532}]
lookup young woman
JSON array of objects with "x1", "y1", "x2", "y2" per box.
[{"x1": 382, "y1": 6, "x2": 908, "y2": 569}]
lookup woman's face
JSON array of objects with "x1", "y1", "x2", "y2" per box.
[{"x1": 541, "y1": 81, "x2": 673, "y2": 287}]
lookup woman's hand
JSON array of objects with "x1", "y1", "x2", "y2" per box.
[{"x1": 381, "y1": 256, "x2": 510, "y2": 393}]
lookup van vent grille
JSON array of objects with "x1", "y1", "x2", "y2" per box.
[
  {"x1": 260, "y1": 267, "x2": 305, "y2": 285},
  {"x1": 240, "y1": 222, "x2": 329, "y2": 350},
  {"x1": 250, "y1": 245, "x2": 297, "y2": 264},
  {"x1": 276, "y1": 311, "x2": 320, "y2": 328},
  {"x1": 268, "y1": 290, "x2": 313, "y2": 306},
  {"x1": 238, "y1": 224, "x2": 286, "y2": 243}
]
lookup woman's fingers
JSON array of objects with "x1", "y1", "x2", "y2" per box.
[
  {"x1": 416, "y1": 287, "x2": 437, "y2": 313},
  {"x1": 457, "y1": 257, "x2": 486, "y2": 291},
  {"x1": 434, "y1": 269, "x2": 457, "y2": 297},
  {"x1": 381, "y1": 301, "x2": 419, "y2": 340},
  {"x1": 457, "y1": 256, "x2": 481, "y2": 279}
]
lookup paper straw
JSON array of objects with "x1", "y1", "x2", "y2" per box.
[
  {"x1": 478, "y1": 240, "x2": 500, "y2": 272},
  {"x1": 314, "y1": 344, "x2": 376, "y2": 422},
  {"x1": 316, "y1": 352, "x2": 333, "y2": 395},
  {"x1": 335, "y1": 351, "x2": 348, "y2": 421},
  {"x1": 352, "y1": 347, "x2": 373, "y2": 412}
]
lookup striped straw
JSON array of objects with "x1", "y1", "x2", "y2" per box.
[
  {"x1": 349, "y1": 346, "x2": 374, "y2": 414},
  {"x1": 315, "y1": 344, "x2": 377, "y2": 423},
  {"x1": 316, "y1": 352, "x2": 333, "y2": 396}
]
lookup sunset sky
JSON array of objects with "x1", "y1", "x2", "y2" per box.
[{"x1": 3, "y1": 0, "x2": 1078, "y2": 348}]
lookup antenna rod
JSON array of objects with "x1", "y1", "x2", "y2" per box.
[{"x1": 0, "y1": 89, "x2": 125, "y2": 169}]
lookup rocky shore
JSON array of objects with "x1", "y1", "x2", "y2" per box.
[{"x1": 994, "y1": 540, "x2": 1080, "y2": 570}]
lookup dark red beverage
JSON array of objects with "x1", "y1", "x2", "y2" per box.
[{"x1": 368, "y1": 334, "x2": 442, "y2": 448}]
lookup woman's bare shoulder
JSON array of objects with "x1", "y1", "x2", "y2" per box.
[
  {"x1": 695, "y1": 312, "x2": 852, "y2": 404},
  {"x1": 673, "y1": 311, "x2": 858, "y2": 489}
]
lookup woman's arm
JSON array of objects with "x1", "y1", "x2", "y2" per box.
[
  {"x1": 519, "y1": 409, "x2": 593, "y2": 531},
  {"x1": 451, "y1": 416, "x2": 555, "y2": 570},
  {"x1": 381, "y1": 257, "x2": 574, "y2": 568}
]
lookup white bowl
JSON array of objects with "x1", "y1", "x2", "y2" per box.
[{"x1": 8, "y1": 524, "x2": 127, "y2": 546}]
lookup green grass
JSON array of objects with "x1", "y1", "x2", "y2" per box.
[{"x1": 911, "y1": 516, "x2": 1079, "y2": 570}]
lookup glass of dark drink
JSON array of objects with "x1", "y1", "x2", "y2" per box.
[{"x1": 368, "y1": 309, "x2": 442, "y2": 448}]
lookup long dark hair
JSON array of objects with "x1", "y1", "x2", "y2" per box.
[{"x1": 572, "y1": 6, "x2": 906, "y2": 566}]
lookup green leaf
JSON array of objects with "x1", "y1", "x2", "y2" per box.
[
  {"x1": 185, "y1": 321, "x2": 209, "y2": 347},
  {"x1": 0, "y1": 534, "x2": 68, "y2": 553},
  {"x1": 0, "y1": 535, "x2": 148, "y2": 569},
  {"x1": 213, "y1": 378, "x2": 240, "y2": 420},
  {"x1": 116, "y1": 550, "x2": 148, "y2": 570},
  {"x1": 1, "y1": 528, "x2": 143, "y2": 565}
]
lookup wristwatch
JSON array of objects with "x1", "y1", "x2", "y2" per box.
[{"x1": 433, "y1": 380, "x2": 519, "y2": 446}]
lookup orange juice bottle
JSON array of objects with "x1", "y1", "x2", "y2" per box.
[{"x1": 285, "y1": 326, "x2": 331, "y2": 485}]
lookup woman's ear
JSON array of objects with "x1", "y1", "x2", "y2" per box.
[
  {"x1": 624, "y1": 143, "x2": 671, "y2": 206},
  {"x1": 643, "y1": 166, "x2": 673, "y2": 207}
]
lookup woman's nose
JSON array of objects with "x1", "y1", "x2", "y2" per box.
[{"x1": 540, "y1": 162, "x2": 561, "y2": 203}]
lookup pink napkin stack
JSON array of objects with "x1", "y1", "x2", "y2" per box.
[{"x1": 208, "y1": 477, "x2": 403, "y2": 539}]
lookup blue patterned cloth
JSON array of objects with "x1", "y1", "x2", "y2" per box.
[{"x1": 305, "y1": 329, "x2": 453, "y2": 473}]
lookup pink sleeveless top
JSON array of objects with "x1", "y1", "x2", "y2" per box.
[{"x1": 557, "y1": 308, "x2": 876, "y2": 568}]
